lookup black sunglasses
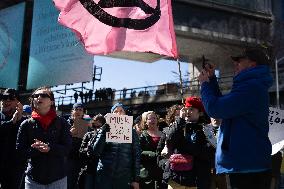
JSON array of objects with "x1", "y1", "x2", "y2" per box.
[{"x1": 31, "y1": 93, "x2": 51, "y2": 99}]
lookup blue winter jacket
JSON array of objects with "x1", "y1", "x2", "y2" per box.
[{"x1": 201, "y1": 65, "x2": 273, "y2": 174}]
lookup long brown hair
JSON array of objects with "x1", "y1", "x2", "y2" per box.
[{"x1": 165, "y1": 104, "x2": 182, "y2": 125}]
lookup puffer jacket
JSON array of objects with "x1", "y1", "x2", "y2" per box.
[
  {"x1": 201, "y1": 65, "x2": 273, "y2": 174},
  {"x1": 16, "y1": 116, "x2": 72, "y2": 185},
  {"x1": 89, "y1": 124, "x2": 141, "y2": 186}
]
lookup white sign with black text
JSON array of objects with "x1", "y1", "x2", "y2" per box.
[
  {"x1": 105, "y1": 113, "x2": 133, "y2": 143},
  {"x1": 269, "y1": 107, "x2": 284, "y2": 155}
]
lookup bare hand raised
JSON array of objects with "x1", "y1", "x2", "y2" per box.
[
  {"x1": 198, "y1": 70, "x2": 210, "y2": 84},
  {"x1": 204, "y1": 63, "x2": 216, "y2": 78},
  {"x1": 12, "y1": 102, "x2": 23, "y2": 124}
]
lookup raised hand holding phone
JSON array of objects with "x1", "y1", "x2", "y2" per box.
[{"x1": 202, "y1": 55, "x2": 216, "y2": 78}]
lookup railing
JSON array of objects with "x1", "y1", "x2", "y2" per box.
[
  {"x1": 202, "y1": 0, "x2": 272, "y2": 13},
  {"x1": 54, "y1": 75, "x2": 234, "y2": 105}
]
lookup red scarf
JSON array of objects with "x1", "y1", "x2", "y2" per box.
[{"x1": 32, "y1": 109, "x2": 57, "y2": 130}]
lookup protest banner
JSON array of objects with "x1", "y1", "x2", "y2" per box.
[
  {"x1": 105, "y1": 113, "x2": 133, "y2": 143},
  {"x1": 53, "y1": 0, "x2": 178, "y2": 58},
  {"x1": 269, "y1": 107, "x2": 284, "y2": 155},
  {"x1": 203, "y1": 107, "x2": 284, "y2": 155}
]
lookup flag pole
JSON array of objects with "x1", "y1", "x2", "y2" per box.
[{"x1": 177, "y1": 59, "x2": 184, "y2": 104}]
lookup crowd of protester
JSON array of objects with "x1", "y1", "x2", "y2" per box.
[
  {"x1": 0, "y1": 47, "x2": 283, "y2": 189},
  {"x1": 0, "y1": 87, "x2": 219, "y2": 189}
]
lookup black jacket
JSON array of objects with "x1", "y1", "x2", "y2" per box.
[
  {"x1": 79, "y1": 130, "x2": 98, "y2": 174},
  {"x1": 16, "y1": 116, "x2": 72, "y2": 185},
  {"x1": 157, "y1": 118, "x2": 214, "y2": 187},
  {"x1": 89, "y1": 125, "x2": 141, "y2": 184},
  {"x1": 0, "y1": 113, "x2": 26, "y2": 188},
  {"x1": 139, "y1": 131, "x2": 163, "y2": 182},
  {"x1": 0, "y1": 114, "x2": 25, "y2": 167}
]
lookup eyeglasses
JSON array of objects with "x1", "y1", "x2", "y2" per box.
[{"x1": 31, "y1": 93, "x2": 51, "y2": 99}]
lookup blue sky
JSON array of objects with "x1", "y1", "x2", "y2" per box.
[
  {"x1": 52, "y1": 56, "x2": 190, "y2": 97},
  {"x1": 92, "y1": 56, "x2": 189, "y2": 89}
]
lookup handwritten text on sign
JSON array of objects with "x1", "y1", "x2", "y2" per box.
[
  {"x1": 269, "y1": 107, "x2": 284, "y2": 155},
  {"x1": 105, "y1": 113, "x2": 133, "y2": 143}
]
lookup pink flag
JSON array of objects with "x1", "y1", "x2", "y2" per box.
[{"x1": 53, "y1": 0, "x2": 178, "y2": 58}]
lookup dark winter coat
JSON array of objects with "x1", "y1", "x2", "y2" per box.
[
  {"x1": 157, "y1": 118, "x2": 214, "y2": 187},
  {"x1": 79, "y1": 130, "x2": 98, "y2": 174},
  {"x1": 16, "y1": 116, "x2": 72, "y2": 185},
  {"x1": 89, "y1": 125, "x2": 141, "y2": 189},
  {"x1": 0, "y1": 113, "x2": 26, "y2": 189},
  {"x1": 139, "y1": 131, "x2": 163, "y2": 186}
]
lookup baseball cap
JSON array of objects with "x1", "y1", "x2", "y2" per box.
[
  {"x1": 231, "y1": 47, "x2": 270, "y2": 65},
  {"x1": 1, "y1": 88, "x2": 19, "y2": 100}
]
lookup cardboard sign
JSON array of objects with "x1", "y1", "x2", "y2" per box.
[
  {"x1": 105, "y1": 113, "x2": 133, "y2": 143},
  {"x1": 269, "y1": 107, "x2": 284, "y2": 155},
  {"x1": 71, "y1": 119, "x2": 89, "y2": 139}
]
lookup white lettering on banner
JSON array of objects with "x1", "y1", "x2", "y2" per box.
[
  {"x1": 105, "y1": 113, "x2": 133, "y2": 143},
  {"x1": 269, "y1": 107, "x2": 284, "y2": 155}
]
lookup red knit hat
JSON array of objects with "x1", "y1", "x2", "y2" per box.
[{"x1": 185, "y1": 97, "x2": 205, "y2": 112}]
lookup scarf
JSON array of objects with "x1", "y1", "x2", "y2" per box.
[{"x1": 32, "y1": 109, "x2": 57, "y2": 130}]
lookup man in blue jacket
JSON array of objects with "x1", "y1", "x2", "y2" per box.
[{"x1": 198, "y1": 48, "x2": 273, "y2": 189}]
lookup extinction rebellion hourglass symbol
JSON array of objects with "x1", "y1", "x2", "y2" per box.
[
  {"x1": 0, "y1": 21, "x2": 10, "y2": 71},
  {"x1": 79, "y1": 0, "x2": 161, "y2": 30}
]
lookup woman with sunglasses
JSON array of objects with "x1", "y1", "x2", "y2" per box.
[{"x1": 16, "y1": 87, "x2": 72, "y2": 189}]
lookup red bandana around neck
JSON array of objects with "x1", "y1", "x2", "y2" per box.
[{"x1": 32, "y1": 109, "x2": 57, "y2": 130}]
